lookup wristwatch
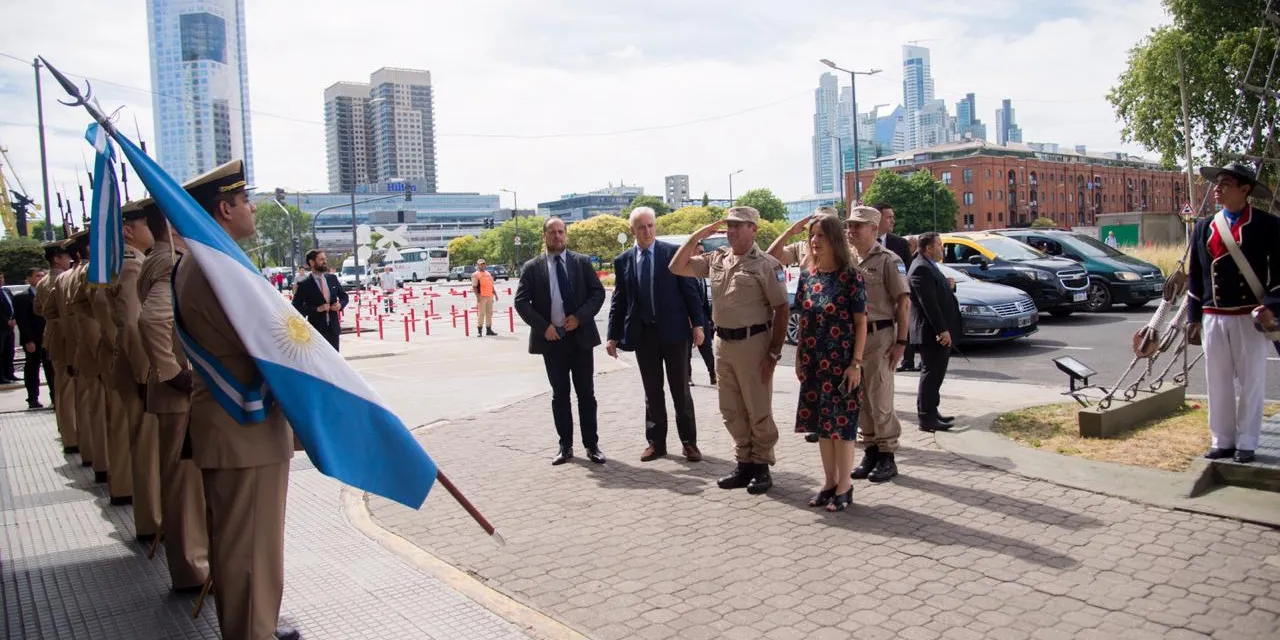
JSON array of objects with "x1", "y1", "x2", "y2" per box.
[{"x1": 895, "y1": 338, "x2": 908, "y2": 346}]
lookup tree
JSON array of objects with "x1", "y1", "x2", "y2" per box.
[
  {"x1": 619, "y1": 194, "x2": 671, "y2": 218},
  {"x1": 567, "y1": 214, "x2": 631, "y2": 265},
  {"x1": 1108, "y1": 1, "x2": 1277, "y2": 172},
  {"x1": 656, "y1": 206, "x2": 726, "y2": 235},
  {"x1": 253, "y1": 202, "x2": 313, "y2": 267},
  {"x1": 701, "y1": 192, "x2": 710, "y2": 207},
  {"x1": 732, "y1": 188, "x2": 787, "y2": 222},
  {"x1": 0, "y1": 236, "x2": 46, "y2": 284},
  {"x1": 480, "y1": 215, "x2": 546, "y2": 268},
  {"x1": 1030, "y1": 217, "x2": 1057, "y2": 228},
  {"x1": 753, "y1": 219, "x2": 789, "y2": 251},
  {"x1": 447, "y1": 235, "x2": 485, "y2": 267},
  {"x1": 28, "y1": 221, "x2": 69, "y2": 243},
  {"x1": 860, "y1": 170, "x2": 958, "y2": 235}
]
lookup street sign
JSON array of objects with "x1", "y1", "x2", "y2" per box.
[
  {"x1": 356, "y1": 223, "x2": 372, "y2": 244},
  {"x1": 375, "y1": 224, "x2": 409, "y2": 248},
  {"x1": 357, "y1": 246, "x2": 372, "y2": 261},
  {"x1": 513, "y1": 236, "x2": 522, "y2": 246},
  {"x1": 1181, "y1": 202, "x2": 1193, "y2": 215},
  {"x1": 384, "y1": 246, "x2": 402, "y2": 262}
]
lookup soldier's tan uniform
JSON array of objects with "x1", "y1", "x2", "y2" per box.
[
  {"x1": 111, "y1": 242, "x2": 160, "y2": 535},
  {"x1": 138, "y1": 239, "x2": 209, "y2": 590},
  {"x1": 687, "y1": 244, "x2": 789, "y2": 464},
  {"x1": 89, "y1": 258, "x2": 135, "y2": 501},
  {"x1": 59, "y1": 262, "x2": 99, "y2": 469},
  {"x1": 778, "y1": 240, "x2": 809, "y2": 267},
  {"x1": 35, "y1": 262, "x2": 77, "y2": 450},
  {"x1": 853, "y1": 242, "x2": 909, "y2": 452}
]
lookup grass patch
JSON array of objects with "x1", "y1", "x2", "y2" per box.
[
  {"x1": 1121, "y1": 244, "x2": 1187, "y2": 277},
  {"x1": 992, "y1": 401, "x2": 1280, "y2": 472}
]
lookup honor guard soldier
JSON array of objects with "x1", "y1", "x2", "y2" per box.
[
  {"x1": 61, "y1": 233, "x2": 105, "y2": 476},
  {"x1": 111, "y1": 199, "x2": 162, "y2": 538},
  {"x1": 173, "y1": 160, "x2": 299, "y2": 640},
  {"x1": 35, "y1": 240, "x2": 78, "y2": 454},
  {"x1": 88, "y1": 227, "x2": 136, "y2": 506},
  {"x1": 845, "y1": 206, "x2": 909, "y2": 482},
  {"x1": 1187, "y1": 161, "x2": 1280, "y2": 464},
  {"x1": 138, "y1": 206, "x2": 209, "y2": 592},
  {"x1": 671, "y1": 206, "x2": 790, "y2": 495}
]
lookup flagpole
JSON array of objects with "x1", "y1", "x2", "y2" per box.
[
  {"x1": 33, "y1": 59, "x2": 54, "y2": 241},
  {"x1": 435, "y1": 470, "x2": 505, "y2": 545}
]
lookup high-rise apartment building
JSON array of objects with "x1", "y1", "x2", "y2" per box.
[
  {"x1": 902, "y1": 45, "x2": 936, "y2": 151},
  {"x1": 323, "y1": 67, "x2": 438, "y2": 194},
  {"x1": 955, "y1": 93, "x2": 987, "y2": 141},
  {"x1": 996, "y1": 99, "x2": 1023, "y2": 145},
  {"x1": 146, "y1": 0, "x2": 255, "y2": 183},
  {"x1": 664, "y1": 175, "x2": 690, "y2": 209},
  {"x1": 811, "y1": 72, "x2": 840, "y2": 195}
]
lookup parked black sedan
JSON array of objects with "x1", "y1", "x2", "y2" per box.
[{"x1": 785, "y1": 263, "x2": 1038, "y2": 346}]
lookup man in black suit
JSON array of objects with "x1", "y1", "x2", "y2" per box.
[
  {"x1": 606, "y1": 207, "x2": 706, "y2": 462},
  {"x1": 873, "y1": 203, "x2": 917, "y2": 372},
  {"x1": 291, "y1": 250, "x2": 349, "y2": 351},
  {"x1": 15, "y1": 268, "x2": 54, "y2": 408},
  {"x1": 687, "y1": 240, "x2": 716, "y2": 386},
  {"x1": 515, "y1": 218, "x2": 608, "y2": 465},
  {"x1": 908, "y1": 232, "x2": 962, "y2": 432},
  {"x1": 0, "y1": 273, "x2": 16, "y2": 382}
]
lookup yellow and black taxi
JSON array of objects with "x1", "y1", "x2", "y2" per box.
[{"x1": 940, "y1": 232, "x2": 1090, "y2": 317}]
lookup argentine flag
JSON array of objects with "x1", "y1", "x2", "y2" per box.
[
  {"x1": 85, "y1": 123, "x2": 124, "y2": 284},
  {"x1": 108, "y1": 133, "x2": 437, "y2": 509}
]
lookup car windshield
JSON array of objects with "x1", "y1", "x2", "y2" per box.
[
  {"x1": 935, "y1": 262, "x2": 973, "y2": 283},
  {"x1": 1057, "y1": 233, "x2": 1125, "y2": 258},
  {"x1": 977, "y1": 236, "x2": 1046, "y2": 261},
  {"x1": 341, "y1": 266, "x2": 363, "y2": 276}
]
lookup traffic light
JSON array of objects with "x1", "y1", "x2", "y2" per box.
[
  {"x1": 291, "y1": 237, "x2": 300, "y2": 259},
  {"x1": 274, "y1": 187, "x2": 286, "y2": 204}
]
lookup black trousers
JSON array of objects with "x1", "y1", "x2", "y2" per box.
[
  {"x1": 23, "y1": 345, "x2": 53, "y2": 405},
  {"x1": 686, "y1": 329, "x2": 715, "y2": 382},
  {"x1": 541, "y1": 340, "x2": 599, "y2": 449},
  {"x1": 916, "y1": 341, "x2": 951, "y2": 417},
  {"x1": 902, "y1": 343, "x2": 917, "y2": 368},
  {"x1": 1, "y1": 326, "x2": 14, "y2": 379},
  {"x1": 635, "y1": 324, "x2": 696, "y2": 447}
]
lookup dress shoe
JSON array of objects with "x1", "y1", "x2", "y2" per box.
[
  {"x1": 552, "y1": 447, "x2": 573, "y2": 465},
  {"x1": 851, "y1": 445, "x2": 879, "y2": 480},
  {"x1": 746, "y1": 464, "x2": 773, "y2": 495},
  {"x1": 682, "y1": 443, "x2": 702, "y2": 462},
  {"x1": 868, "y1": 452, "x2": 898, "y2": 483},
  {"x1": 94, "y1": 471, "x2": 109, "y2": 484},
  {"x1": 275, "y1": 624, "x2": 301, "y2": 640},
  {"x1": 62, "y1": 445, "x2": 79, "y2": 455},
  {"x1": 1234, "y1": 449, "x2": 1256, "y2": 464},
  {"x1": 586, "y1": 447, "x2": 606, "y2": 464},
  {"x1": 27, "y1": 401, "x2": 44, "y2": 409},
  {"x1": 136, "y1": 533, "x2": 157, "y2": 544},
  {"x1": 172, "y1": 583, "x2": 204, "y2": 595},
  {"x1": 805, "y1": 432, "x2": 820, "y2": 443},
  {"x1": 718, "y1": 462, "x2": 754, "y2": 489},
  {"x1": 1204, "y1": 447, "x2": 1236, "y2": 460},
  {"x1": 937, "y1": 414, "x2": 955, "y2": 423},
  {"x1": 918, "y1": 415, "x2": 953, "y2": 433},
  {"x1": 110, "y1": 495, "x2": 133, "y2": 506},
  {"x1": 896, "y1": 363, "x2": 918, "y2": 373},
  {"x1": 640, "y1": 445, "x2": 666, "y2": 462}
]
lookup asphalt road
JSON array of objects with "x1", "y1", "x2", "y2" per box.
[{"x1": 781, "y1": 305, "x2": 1280, "y2": 402}]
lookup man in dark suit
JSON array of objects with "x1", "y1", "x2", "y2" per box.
[
  {"x1": 873, "y1": 203, "x2": 917, "y2": 372},
  {"x1": 292, "y1": 249, "x2": 348, "y2": 351},
  {"x1": 606, "y1": 207, "x2": 706, "y2": 462},
  {"x1": 515, "y1": 217, "x2": 607, "y2": 465},
  {"x1": 908, "y1": 232, "x2": 962, "y2": 432},
  {"x1": 687, "y1": 241, "x2": 716, "y2": 386},
  {"x1": 0, "y1": 273, "x2": 17, "y2": 382},
  {"x1": 15, "y1": 268, "x2": 54, "y2": 408}
]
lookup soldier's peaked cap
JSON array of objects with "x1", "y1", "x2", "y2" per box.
[
  {"x1": 121, "y1": 197, "x2": 156, "y2": 221},
  {"x1": 184, "y1": 159, "x2": 254, "y2": 205}
]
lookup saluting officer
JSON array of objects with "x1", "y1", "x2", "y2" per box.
[
  {"x1": 35, "y1": 240, "x2": 78, "y2": 454},
  {"x1": 174, "y1": 160, "x2": 298, "y2": 640},
  {"x1": 111, "y1": 199, "x2": 161, "y2": 538},
  {"x1": 767, "y1": 205, "x2": 840, "y2": 268},
  {"x1": 137, "y1": 207, "x2": 209, "y2": 592},
  {"x1": 671, "y1": 206, "x2": 790, "y2": 495},
  {"x1": 844, "y1": 206, "x2": 909, "y2": 482}
]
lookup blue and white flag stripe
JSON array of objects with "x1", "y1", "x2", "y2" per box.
[
  {"x1": 84, "y1": 123, "x2": 123, "y2": 284},
  {"x1": 110, "y1": 133, "x2": 437, "y2": 509}
]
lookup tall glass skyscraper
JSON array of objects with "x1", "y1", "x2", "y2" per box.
[
  {"x1": 811, "y1": 72, "x2": 839, "y2": 195},
  {"x1": 146, "y1": 0, "x2": 254, "y2": 183},
  {"x1": 902, "y1": 45, "x2": 935, "y2": 151}
]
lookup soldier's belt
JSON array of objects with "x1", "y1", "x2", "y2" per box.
[
  {"x1": 716, "y1": 323, "x2": 771, "y2": 341},
  {"x1": 867, "y1": 319, "x2": 895, "y2": 333}
]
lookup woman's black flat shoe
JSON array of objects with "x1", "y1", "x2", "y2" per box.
[
  {"x1": 808, "y1": 487, "x2": 836, "y2": 507},
  {"x1": 827, "y1": 487, "x2": 854, "y2": 512}
]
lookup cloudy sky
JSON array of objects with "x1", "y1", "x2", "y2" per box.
[{"x1": 0, "y1": 0, "x2": 1168, "y2": 222}]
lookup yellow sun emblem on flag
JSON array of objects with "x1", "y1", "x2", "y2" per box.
[
  {"x1": 273, "y1": 307, "x2": 322, "y2": 361},
  {"x1": 285, "y1": 316, "x2": 313, "y2": 346}
]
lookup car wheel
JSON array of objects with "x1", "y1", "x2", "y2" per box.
[
  {"x1": 1049, "y1": 309, "x2": 1074, "y2": 318},
  {"x1": 786, "y1": 311, "x2": 800, "y2": 345},
  {"x1": 1085, "y1": 282, "x2": 1111, "y2": 312},
  {"x1": 1126, "y1": 301, "x2": 1149, "y2": 309}
]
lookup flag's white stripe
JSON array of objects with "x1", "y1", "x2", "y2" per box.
[
  {"x1": 184, "y1": 239, "x2": 391, "y2": 409},
  {"x1": 177, "y1": 331, "x2": 267, "y2": 413}
]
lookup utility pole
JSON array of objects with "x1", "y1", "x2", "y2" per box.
[
  {"x1": 820, "y1": 59, "x2": 881, "y2": 204},
  {"x1": 33, "y1": 58, "x2": 53, "y2": 241}
]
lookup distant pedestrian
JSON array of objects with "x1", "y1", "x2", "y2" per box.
[
  {"x1": 472, "y1": 259, "x2": 498, "y2": 336},
  {"x1": 1105, "y1": 230, "x2": 1118, "y2": 248},
  {"x1": 908, "y1": 232, "x2": 961, "y2": 432}
]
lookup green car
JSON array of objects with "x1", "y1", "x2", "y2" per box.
[{"x1": 992, "y1": 228, "x2": 1165, "y2": 312}]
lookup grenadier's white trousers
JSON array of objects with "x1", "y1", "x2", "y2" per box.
[{"x1": 1203, "y1": 313, "x2": 1270, "y2": 451}]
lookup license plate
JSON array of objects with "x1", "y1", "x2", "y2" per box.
[
  {"x1": 1017, "y1": 316, "x2": 1032, "y2": 327},
  {"x1": 1073, "y1": 292, "x2": 1087, "y2": 302},
  {"x1": 1152, "y1": 283, "x2": 1164, "y2": 292}
]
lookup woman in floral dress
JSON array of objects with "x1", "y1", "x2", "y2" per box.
[{"x1": 794, "y1": 213, "x2": 868, "y2": 512}]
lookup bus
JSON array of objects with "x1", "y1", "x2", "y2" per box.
[{"x1": 383, "y1": 247, "x2": 450, "y2": 282}]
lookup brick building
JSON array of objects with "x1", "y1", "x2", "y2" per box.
[{"x1": 850, "y1": 140, "x2": 1210, "y2": 231}]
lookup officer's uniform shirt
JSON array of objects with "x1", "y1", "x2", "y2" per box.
[
  {"x1": 686, "y1": 245, "x2": 788, "y2": 329},
  {"x1": 855, "y1": 243, "x2": 909, "y2": 322},
  {"x1": 779, "y1": 240, "x2": 808, "y2": 268}
]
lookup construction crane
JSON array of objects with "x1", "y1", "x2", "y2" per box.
[{"x1": 0, "y1": 144, "x2": 40, "y2": 238}]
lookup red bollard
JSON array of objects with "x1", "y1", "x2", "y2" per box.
[
  {"x1": 378, "y1": 315, "x2": 385, "y2": 340},
  {"x1": 508, "y1": 306, "x2": 515, "y2": 333},
  {"x1": 462, "y1": 290, "x2": 468, "y2": 299},
  {"x1": 451, "y1": 308, "x2": 457, "y2": 328},
  {"x1": 355, "y1": 313, "x2": 361, "y2": 338},
  {"x1": 506, "y1": 287, "x2": 512, "y2": 296},
  {"x1": 429, "y1": 298, "x2": 435, "y2": 316},
  {"x1": 463, "y1": 308, "x2": 471, "y2": 336},
  {"x1": 403, "y1": 316, "x2": 410, "y2": 342},
  {"x1": 424, "y1": 318, "x2": 430, "y2": 336}
]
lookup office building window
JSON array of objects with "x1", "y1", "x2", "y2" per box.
[{"x1": 179, "y1": 13, "x2": 227, "y2": 63}]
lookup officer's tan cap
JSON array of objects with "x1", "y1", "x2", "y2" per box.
[
  {"x1": 183, "y1": 159, "x2": 252, "y2": 205},
  {"x1": 725, "y1": 206, "x2": 760, "y2": 224},
  {"x1": 121, "y1": 197, "x2": 155, "y2": 221},
  {"x1": 847, "y1": 205, "x2": 881, "y2": 227}
]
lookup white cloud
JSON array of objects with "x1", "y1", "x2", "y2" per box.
[{"x1": 0, "y1": 0, "x2": 1169, "y2": 225}]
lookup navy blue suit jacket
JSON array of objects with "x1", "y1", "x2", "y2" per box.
[
  {"x1": 607, "y1": 240, "x2": 705, "y2": 349},
  {"x1": 514, "y1": 250, "x2": 606, "y2": 355}
]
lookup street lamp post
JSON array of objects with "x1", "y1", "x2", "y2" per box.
[
  {"x1": 308, "y1": 191, "x2": 408, "y2": 269},
  {"x1": 272, "y1": 188, "x2": 298, "y2": 267},
  {"x1": 500, "y1": 188, "x2": 518, "y2": 267},
  {"x1": 820, "y1": 59, "x2": 881, "y2": 204},
  {"x1": 728, "y1": 169, "x2": 743, "y2": 203},
  {"x1": 828, "y1": 135, "x2": 845, "y2": 211}
]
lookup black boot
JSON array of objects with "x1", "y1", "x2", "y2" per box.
[
  {"x1": 717, "y1": 462, "x2": 754, "y2": 489},
  {"x1": 868, "y1": 452, "x2": 898, "y2": 483},
  {"x1": 851, "y1": 445, "x2": 879, "y2": 480},
  {"x1": 486, "y1": 327, "x2": 497, "y2": 336},
  {"x1": 746, "y1": 464, "x2": 773, "y2": 495}
]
